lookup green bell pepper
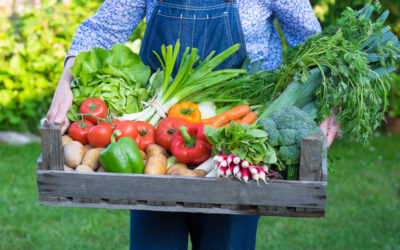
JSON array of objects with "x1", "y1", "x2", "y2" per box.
[{"x1": 99, "y1": 130, "x2": 144, "y2": 173}]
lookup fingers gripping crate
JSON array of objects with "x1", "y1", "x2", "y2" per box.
[{"x1": 37, "y1": 120, "x2": 327, "y2": 218}]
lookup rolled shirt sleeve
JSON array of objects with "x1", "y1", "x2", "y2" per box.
[
  {"x1": 272, "y1": 0, "x2": 321, "y2": 48},
  {"x1": 66, "y1": 0, "x2": 146, "y2": 59}
]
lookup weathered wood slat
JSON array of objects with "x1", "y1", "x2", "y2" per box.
[
  {"x1": 37, "y1": 153, "x2": 43, "y2": 170},
  {"x1": 39, "y1": 120, "x2": 63, "y2": 170},
  {"x1": 38, "y1": 197, "x2": 324, "y2": 218},
  {"x1": 37, "y1": 170, "x2": 327, "y2": 208},
  {"x1": 321, "y1": 155, "x2": 328, "y2": 182},
  {"x1": 299, "y1": 131, "x2": 325, "y2": 181}
]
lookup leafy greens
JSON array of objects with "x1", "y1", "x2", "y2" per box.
[
  {"x1": 68, "y1": 44, "x2": 151, "y2": 120},
  {"x1": 204, "y1": 122, "x2": 277, "y2": 165}
]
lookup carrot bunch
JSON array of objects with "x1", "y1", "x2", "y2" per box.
[{"x1": 201, "y1": 105, "x2": 257, "y2": 128}]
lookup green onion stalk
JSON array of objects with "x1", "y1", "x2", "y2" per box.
[{"x1": 119, "y1": 40, "x2": 247, "y2": 126}]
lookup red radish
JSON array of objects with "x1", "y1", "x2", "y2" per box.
[
  {"x1": 226, "y1": 165, "x2": 233, "y2": 178},
  {"x1": 251, "y1": 171, "x2": 259, "y2": 184},
  {"x1": 236, "y1": 170, "x2": 242, "y2": 181},
  {"x1": 262, "y1": 165, "x2": 269, "y2": 173},
  {"x1": 233, "y1": 156, "x2": 241, "y2": 165},
  {"x1": 233, "y1": 164, "x2": 240, "y2": 176},
  {"x1": 213, "y1": 155, "x2": 223, "y2": 163},
  {"x1": 241, "y1": 168, "x2": 250, "y2": 183},
  {"x1": 217, "y1": 166, "x2": 227, "y2": 177},
  {"x1": 218, "y1": 147, "x2": 223, "y2": 153},
  {"x1": 241, "y1": 160, "x2": 249, "y2": 168},
  {"x1": 256, "y1": 167, "x2": 268, "y2": 184},
  {"x1": 227, "y1": 154, "x2": 235, "y2": 164},
  {"x1": 220, "y1": 160, "x2": 228, "y2": 168},
  {"x1": 248, "y1": 166, "x2": 257, "y2": 175}
]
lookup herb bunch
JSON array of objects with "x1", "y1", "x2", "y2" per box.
[{"x1": 224, "y1": 3, "x2": 400, "y2": 143}]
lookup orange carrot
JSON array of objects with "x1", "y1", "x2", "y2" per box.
[
  {"x1": 238, "y1": 112, "x2": 257, "y2": 125},
  {"x1": 202, "y1": 105, "x2": 250, "y2": 128},
  {"x1": 201, "y1": 117, "x2": 219, "y2": 125},
  {"x1": 221, "y1": 122, "x2": 231, "y2": 127}
]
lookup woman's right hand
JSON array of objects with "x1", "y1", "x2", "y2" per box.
[{"x1": 46, "y1": 57, "x2": 75, "y2": 134}]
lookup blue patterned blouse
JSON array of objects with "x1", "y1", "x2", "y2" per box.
[{"x1": 67, "y1": 0, "x2": 321, "y2": 70}]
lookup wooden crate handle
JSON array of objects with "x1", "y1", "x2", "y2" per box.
[
  {"x1": 39, "y1": 119, "x2": 63, "y2": 170},
  {"x1": 299, "y1": 131, "x2": 326, "y2": 181}
]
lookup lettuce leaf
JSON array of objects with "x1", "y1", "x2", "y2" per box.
[{"x1": 68, "y1": 44, "x2": 152, "y2": 120}]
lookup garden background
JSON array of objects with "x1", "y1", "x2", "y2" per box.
[{"x1": 0, "y1": 0, "x2": 399, "y2": 249}]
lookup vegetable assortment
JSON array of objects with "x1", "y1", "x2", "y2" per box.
[{"x1": 61, "y1": 3, "x2": 399, "y2": 183}]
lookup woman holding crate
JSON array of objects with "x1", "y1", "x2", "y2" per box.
[{"x1": 47, "y1": 0, "x2": 338, "y2": 249}]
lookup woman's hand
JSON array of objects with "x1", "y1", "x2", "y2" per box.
[
  {"x1": 46, "y1": 57, "x2": 75, "y2": 134},
  {"x1": 319, "y1": 115, "x2": 340, "y2": 148}
]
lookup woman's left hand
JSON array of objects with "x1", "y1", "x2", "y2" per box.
[{"x1": 319, "y1": 115, "x2": 340, "y2": 148}]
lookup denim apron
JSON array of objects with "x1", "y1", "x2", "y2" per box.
[{"x1": 139, "y1": 0, "x2": 247, "y2": 74}]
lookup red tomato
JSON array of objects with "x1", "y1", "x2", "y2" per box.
[
  {"x1": 133, "y1": 121, "x2": 156, "y2": 151},
  {"x1": 68, "y1": 120, "x2": 94, "y2": 144},
  {"x1": 87, "y1": 124, "x2": 114, "y2": 147},
  {"x1": 115, "y1": 120, "x2": 138, "y2": 141},
  {"x1": 79, "y1": 98, "x2": 108, "y2": 124},
  {"x1": 112, "y1": 118, "x2": 120, "y2": 126},
  {"x1": 155, "y1": 118, "x2": 189, "y2": 151}
]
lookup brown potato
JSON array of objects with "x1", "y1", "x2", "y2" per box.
[
  {"x1": 166, "y1": 163, "x2": 188, "y2": 175},
  {"x1": 193, "y1": 169, "x2": 207, "y2": 177},
  {"x1": 62, "y1": 135, "x2": 73, "y2": 148},
  {"x1": 63, "y1": 141, "x2": 84, "y2": 168},
  {"x1": 169, "y1": 168, "x2": 199, "y2": 177},
  {"x1": 144, "y1": 154, "x2": 167, "y2": 175},
  {"x1": 63, "y1": 164, "x2": 74, "y2": 171},
  {"x1": 140, "y1": 150, "x2": 146, "y2": 160},
  {"x1": 97, "y1": 166, "x2": 105, "y2": 172},
  {"x1": 82, "y1": 147, "x2": 104, "y2": 170},
  {"x1": 83, "y1": 144, "x2": 93, "y2": 155},
  {"x1": 76, "y1": 164, "x2": 94, "y2": 172},
  {"x1": 146, "y1": 144, "x2": 168, "y2": 159}
]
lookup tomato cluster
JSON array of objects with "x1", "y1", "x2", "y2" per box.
[{"x1": 68, "y1": 98, "x2": 156, "y2": 151}]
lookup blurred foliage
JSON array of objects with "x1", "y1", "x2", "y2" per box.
[
  {"x1": 311, "y1": 0, "x2": 400, "y2": 36},
  {"x1": 388, "y1": 73, "x2": 400, "y2": 118},
  {"x1": 0, "y1": 0, "x2": 145, "y2": 133},
  {"x1": 0, "y1": 1, "x2": 102, "y2": 132}
]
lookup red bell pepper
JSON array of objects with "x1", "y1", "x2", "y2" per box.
[
  {"x1": 170, "y1": 123, "x2": 212, "y2": 166},
  {"x1": 133, "y1": 121, "x2": 155, "y2": 151},
  {"x1": 155, "y1": 117, "x2": 189, "y2": 151}
]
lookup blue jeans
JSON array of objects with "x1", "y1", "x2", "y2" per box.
[{"x1": 130, "y1": 210, "x2": 259, "y2": 250}]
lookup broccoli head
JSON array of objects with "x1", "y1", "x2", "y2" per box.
[
  {"x1": 257, "y1": 106, "x2": 322, "y2": 167},
  {"x1": 257, "y1": 117, "x2": 279, "y2": 146}
]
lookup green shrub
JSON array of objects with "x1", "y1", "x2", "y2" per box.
[{"x1": 0, "y1": 1, "x2": 103, "y2": 133}]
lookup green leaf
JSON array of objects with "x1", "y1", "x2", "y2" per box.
[{"x1": 246, "y1": 129, "x2": 268, "y2": 138}]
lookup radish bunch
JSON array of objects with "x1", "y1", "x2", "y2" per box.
[{"x1": 213, "y1": 154, "x2": 278, "y2": 183}]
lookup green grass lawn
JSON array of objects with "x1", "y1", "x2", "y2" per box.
[{"x1": 0, "y1": 134, "x2": 399, "y2": 250}]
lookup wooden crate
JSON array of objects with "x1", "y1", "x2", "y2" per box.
[{"x1": 37, "y1": 120, "x2": 327, "y2": 218}]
